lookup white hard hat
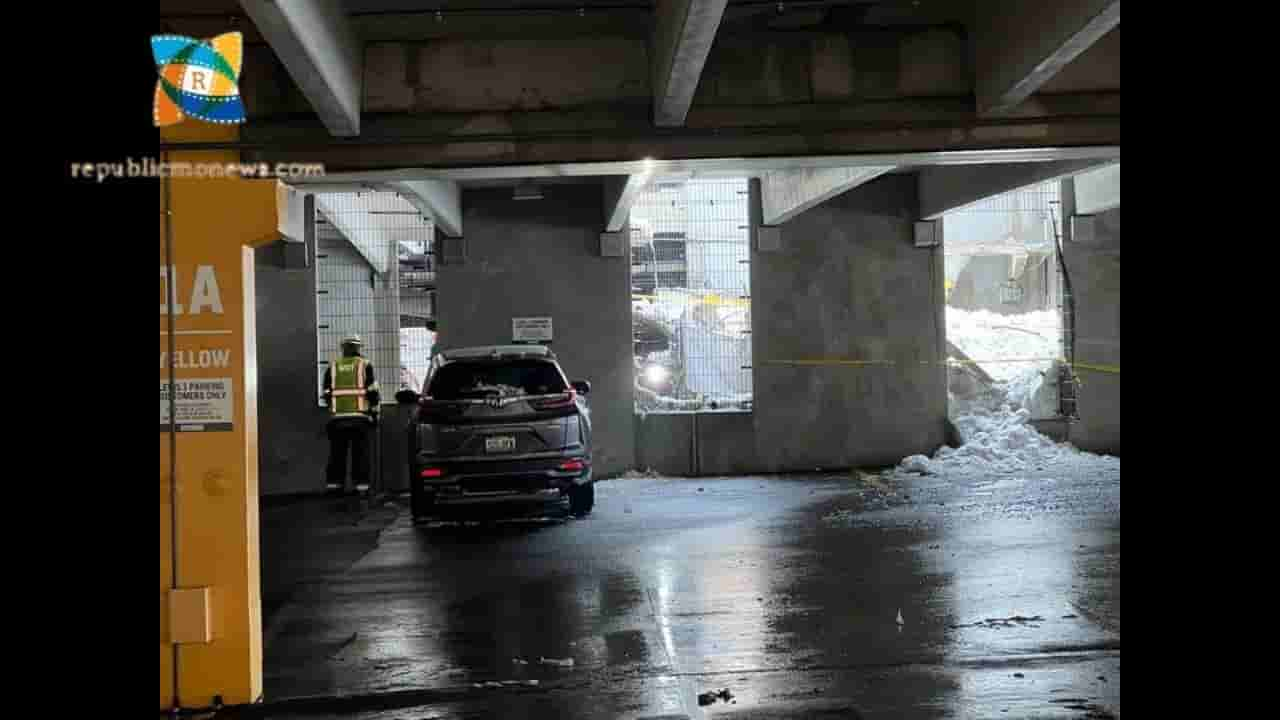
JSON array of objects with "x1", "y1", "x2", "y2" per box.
[{"x1": 341, "y1": 334, "x2": 363, "y2": 346}]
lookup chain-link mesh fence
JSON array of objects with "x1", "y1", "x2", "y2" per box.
[
  {"x1": 631, "y1": 177, "x2": 752, "y2": 413},
  {"x1": 313, "y1": 191, "x2": 436, "y2": 405},
  {"x1": 942, "y1": 181, "x2": 1065, "y2": 420}
]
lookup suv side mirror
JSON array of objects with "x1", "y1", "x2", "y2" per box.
[
  {"x1": 395, "y1": 389, "x2": 420, "y2": 404},
  {"x1": 571, "y1": 381, "x2": 591, "y2": 395}
]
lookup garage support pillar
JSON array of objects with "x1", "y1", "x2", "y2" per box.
[{"x1": 160, "y1": 123, "x2": 279, "y2": 711}]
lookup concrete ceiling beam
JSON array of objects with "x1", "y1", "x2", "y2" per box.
[
  {"x1": 975, "y1": 0, "x2": 1120, "y2": 117},
  {"x1": 239, "y1": 0, "x2": 362, "y2": 136},
  {"x1": 1071, "y1": 162, "x2": 1120, "y2": 215},
  {"x1": 313, "y1": 191, "x2": 429, "y2": 273},
  {"x1": 652, "y1": 0, "x2": 730, "y2": 127},
  {"x1": 384, "y1": 180, "x2": 463, "y2": 238},
  {"x1": 918, "y1": 159, "x2": 1113, "y2": 220},
  {"x1": 283, "y1": 146, "x2": 1119, "y2": 188},
  {"x1": 760, "y1": 166, "x2": 899, "y2": 225},
  {"x1": 603, "y1": 172, "x2": 655, "y2": 232}
]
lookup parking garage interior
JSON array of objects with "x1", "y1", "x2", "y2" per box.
[{"x1": 158, "y1": 1, "x2": 1120, "y2": 717}]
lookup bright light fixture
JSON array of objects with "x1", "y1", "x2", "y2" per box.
[{"x1": 644, "y1": 364, "x2": 668, "y2": 385}]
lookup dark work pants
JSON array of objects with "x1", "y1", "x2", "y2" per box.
[{"x1": 326, "y1": 419, "x2": 371, "y2": 490}]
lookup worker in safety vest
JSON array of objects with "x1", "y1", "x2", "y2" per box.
[{"x1": 322, "y1": 334, "x2": 381, "y2": 494}]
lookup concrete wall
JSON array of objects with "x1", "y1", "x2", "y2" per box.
[
  {"x1": 1063, "y1": 200, "x2": 1120, "y2": 455},
  {"x1": 949, "y1": 252, "x2": 1053, "y2": 315},
  {"x1": 635, "y1": 412, "x2": 759, "y2": 476},
  {"x1": 751, "y1": 174, "x2": 948, "y2": 471},
  {"x1": 435, "y1": 184, "x2": 635, "y2": 479},
  {"x1": 254, "y1": 241, "x2": 328, "y2": 496},
  {"x1": 635, "y1": 413, "x2": 693, "y2": 476}
]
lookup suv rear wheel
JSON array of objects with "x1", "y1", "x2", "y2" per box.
[
  {"x1": 411, "y1": 486, "x2": 434, "y2": 523},
  {"x1": 569, "y1": 482, "x2": 595, "y2": 517}
]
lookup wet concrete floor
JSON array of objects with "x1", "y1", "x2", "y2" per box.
[{"x1": 243, "y1": 469, "x2": 1119, "y2": 719}]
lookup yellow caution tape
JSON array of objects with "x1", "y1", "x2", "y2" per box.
[
  {"x1": 632, "y1": 293, "x2": 750, "y2": 307},
  {"x1": 1071, "y1": 361, "x2": 1120, "y2": 375},
  {"x1": 763, "y1": 359, "x2": 898, "y2": 367}
]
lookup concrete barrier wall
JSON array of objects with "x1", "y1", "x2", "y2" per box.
[
  {"x1": 635, "y1": 413, "x2": 694, "y2": 475},
  {"x1": 435, "y1": 184, "x2": 636, "y2": 479},
  {"x1": 635, "y1": 412, "x2": 758, "y2": 476}
]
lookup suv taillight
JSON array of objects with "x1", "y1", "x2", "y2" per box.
[{"x1": 530, "y1": 390, "x2": 575, "y2": 410}]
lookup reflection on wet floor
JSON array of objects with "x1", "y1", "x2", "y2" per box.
[{"x1": 249, "y1": 471, "x2": 1118, "y2": 719}]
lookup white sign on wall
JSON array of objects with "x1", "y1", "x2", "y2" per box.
[
  {"x1": 160, "y1": 377, "x2": 234, "y2": 432},
  {"x1": 512, "y1": 317, "x2": 553, "y2": 343}
]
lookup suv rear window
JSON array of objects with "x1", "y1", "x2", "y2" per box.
[{"x1": 427, "y1": 359, "x2": 567, "y2": 400}]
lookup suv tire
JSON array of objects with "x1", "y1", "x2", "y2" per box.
[
  {"x1": 410, "y1": 486, "x2": 434, "y2": 523},
  {"x1": 569, "y1": 482, "x2": 595, "y2": 517}
]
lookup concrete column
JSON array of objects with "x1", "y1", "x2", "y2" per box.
[
  {"x1": 751, "y1": 174, "x2": 947, "y2": 471},
  {"x1": 435, "y1": 184, "x2": 635, "y2": 477},
  {"x1": 161, "y1": 123, "x2": 279, "y2": 710},
  {"x1": 1073, "y1": 162, "x2": 1120, "y2": 215},
  {"x1": 1060, "y1": 176, "x2": 1120, "y2": 454}
]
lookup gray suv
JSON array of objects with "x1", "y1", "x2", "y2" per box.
[{"x1": 395, "y1": 345, "x2": 594, "y2": 522}]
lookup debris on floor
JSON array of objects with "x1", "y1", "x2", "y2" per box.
[
  {"x1": 896, "y1": 609, "x2": 905, "y2": 625},
  {"x1": 471, "y1": 679, "x2": 539, "y2": 690},
  {"x1": 326, "y1": 632, "x2": 359, "y2": 659},
  {"x1": 901, "y1": 455, "x2": 932, "y2": 474},
  {"x1": 512, "y1": 657, "x2": 529, "y2": 665},
  {"x1": 698, "y1": 688, "x2": 734, "y2": 706},
  {"x1": 950, "y1": 615, "x2": 1045, "y2": 629},
  {"x1": 822, "y1": 509, "x2": 858, "y2": 525},
  {"x1": 539, "y1": 656, "x2": 575, "y2": 668}
]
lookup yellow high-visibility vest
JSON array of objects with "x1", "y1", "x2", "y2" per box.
[{"x1": 330, "y1": 356, "x2": 377, "y2": 419}]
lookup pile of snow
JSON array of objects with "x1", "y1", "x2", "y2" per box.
[
  {"x1": 946, "y1": 307, "x2": 1061, "y2": 417},
  {"x1": 896, "y1": 405, "x2": 1119, "y2": 480},
  {"x1": 910, "y1": 305, "x2": 1117, "y2": 477},
  {"x1": 946, "y1": 308, "x2": 1060, "y2": 385}
]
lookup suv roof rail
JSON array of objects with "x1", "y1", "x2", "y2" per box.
[{"x1": 440, "y1": 344, "x2": 556, "y2": 360}]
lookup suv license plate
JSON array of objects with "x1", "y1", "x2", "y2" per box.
[{"x1": 485, "y1": 436, "x2": 517, "y2": 453}]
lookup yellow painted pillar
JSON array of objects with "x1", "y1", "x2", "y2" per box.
[{"x1": 160, "y1": 123, "x2": 278, "y2": 710}]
